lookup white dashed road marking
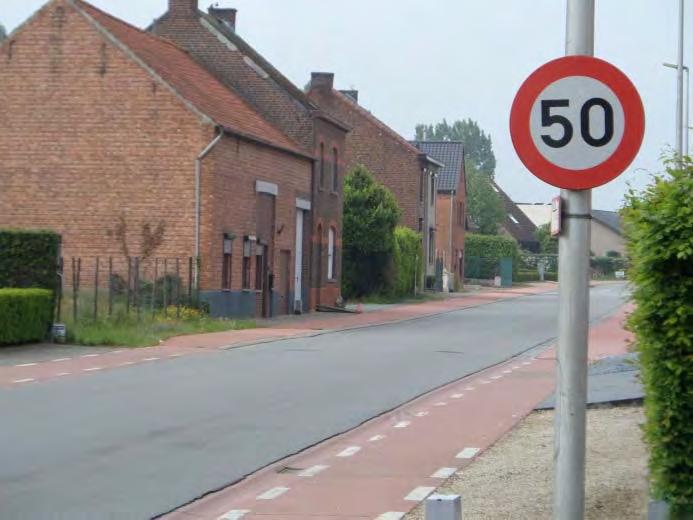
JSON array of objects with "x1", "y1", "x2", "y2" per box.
[
  {"x1": 431, "y1": 467, "x2": 458, "y2": 479},
  {"x1": 503, "y1": 370, "x2": 512, "y2": 374},
  {"x1": 297, "y1": 464, "x2": 329, "y2": 477},
  {"x1": 52, "y1": 358, "x2": 71, "y2": 362},
  {"x1": 369, "y1": 434, "x2": 386, "y2": 442},
  {"x1": 169, "y1": 354, "x2": 182, "y2": 358},
  {"x1": 13, "y1": 378, "x2": 35, "y2": 384},
  {"x1": 450, "y1": 393, "x2": 464, "y2": 399},
  {"x1": 110, "y1": 350, "x2": 125, "y2": 355},
  {"x1": 512, "y1": 365, "x2": 520, "y2": 370},
  {"x1": 433, "y1": 402, "x2": 447, "y2": 407},
  {"x1": 374, "y1": 513, "x2": 405, "y2": 520},
  {"x1": 142, "y1": 357, "x2": 159, "y2": 362},
  {"x1": 404, "y1": 486, "x2": 436, "y2": 501},
  {"x1": 456, "y1": 447, "x2": 480, "y2": 459},
  {"x1": 394, "y1": 421, "x2": 411, "y2": 429},
  {"x1": 465, "y1": 386, "x2": 475, "y2": 391},
  {"x1": 337, "y1": 446, "x2": 361, "y2": 457},
  {"x1": 491, "y1": 375, "x2": 502, "y2": 380},
  {"x1": 217, "y1": 510, "x2": 250, "y2": 520},
  {"x1": 414, "y1": 411, "x2": 429, "y2": 417},
  {"x1": 16, "y1": 363, "x2": 37, "y2": 367},
  {"x1": 522, "y1": 361, "x2": 532, "y2": 366},
  {"x1": 80, "y1": 354, "x2": 99, "y2": 358},
  {"x1": 256, "y1": 487, "x2": 289, "y2": 500},
  {"x1": 480, "y1": 380, "x2": 491, "y2": 384},
  {"x1": 83, "y1": 367, "x2": 102, "y2": 372},
  {"x1": 120, "y1": 362, "x2": 136, "y2": 366},
  {"x1": 57, "y1": 372, "x2": 70, "y2": 377}
]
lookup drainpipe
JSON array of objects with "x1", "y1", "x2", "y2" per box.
[
  {"x1": 449, "y1": 189, "x2": 454, "y2": 289},
  {"x1": 195, "y1": 129, "x2": 224, "y2": 287}
]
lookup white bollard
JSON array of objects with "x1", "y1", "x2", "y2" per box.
[{"x1": 425, "y1": 494, "x2": 462, "y2": 520}]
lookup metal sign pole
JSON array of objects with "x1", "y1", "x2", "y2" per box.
[{"x1": 554, "y1": 1, "x2": 594, "y2": 519}]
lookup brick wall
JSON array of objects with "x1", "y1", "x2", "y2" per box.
[
  {"x1": 0, "y1": 1, "x2": 207, "y2": 265},
  {"x1": 435, "y1": 186, "x2": 467, "y2": 286}
]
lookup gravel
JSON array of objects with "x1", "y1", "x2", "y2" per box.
[{"x1": 405, "y1": 405, "x2": 648, "y2": 519}]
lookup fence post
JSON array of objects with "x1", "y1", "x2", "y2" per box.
[
  {"x1": 108, "y1": 257, "x2": 113, "y2": 318},
  {"x1": 126, "y1": 257, "x2": 131, "y2": 317},
  {"x1": 134, "y1": 257, "x2": 141, "y2": 321},
  {"x1": 152, "y1": 257, "x2": 158, "y2": 318},
  {"x1": 93, "y1": 257, "x2": 100, "y2": 321},
  {"x1": 176, "y1": 257, "x2": 181, "y2": 319},
  {"x1": 425, "y1": 494, "x2": 463, "y2": 520}
]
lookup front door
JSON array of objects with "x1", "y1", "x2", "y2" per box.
[
  {"x1": 279, "y1": 250, "x2": 291, "y2": 315},
  {"x1": 294, "y1": 209, "x2": 304, "y2": 313}
]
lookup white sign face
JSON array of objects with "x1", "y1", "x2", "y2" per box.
[{"x1": 529, "y1": 76, "x2": 625, "y2": 171}]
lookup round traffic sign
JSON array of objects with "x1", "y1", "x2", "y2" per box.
[{"x1": 510, "y1": 56, "x2": 645, "y2": 190}]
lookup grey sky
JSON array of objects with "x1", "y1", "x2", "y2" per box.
[{"x1": 3, "y1": 1, "x2": 690, "y2": 210}]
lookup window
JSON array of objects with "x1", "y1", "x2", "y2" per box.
[
  {"x1": 242, "y1": 238, "x2": 252, "y2": 289},
  {"x1": 509, "y1": 214, "x2": 519, "y2": 224},
  {"x1": 419, "y1": 170, "x2": 425, "y2": 203},
  {"x1": 222, "y1": 235, "x2": 234, "y2": 290},
  {"x1": 332, "y1": 148, "x2": 339, "y2": 192},
  {"x1": 327, "y1": 228, "x2": 335, "y2": 280},
  {"x1": 428, "y1": 229, "x2": 435, "y2": 263},
  {"x1": 429, "y1": 175, "x2": 435, "y2": 205},
  {"x1": 457, "y1": 202, "x2": 464, "y2": 225},
  {"x1": 255, "y1": 244, "x2": 265, "y2": 290},
  {"x1": 418, "y1": 218, "x2": 423, "y2": 232},
  {"x1": 319, "y1": 143, "x2": 325, "y2": 189}
]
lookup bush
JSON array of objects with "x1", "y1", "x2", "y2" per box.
[
  {"x1": 0, "y1": 288, "x2": 54, "y2": 344},
  {"x1": 464, "y1": 234, "x2": 520, "y2": 279},
  {"x1": 342, "y1": 165, "x2": 401, "y2": 298},
  {"x1": 513, "y1": 270, "x2": 558, "y2": 283},
  {"x1": 0, "y1": 229, "x2": 61, "y2": 291},
  {"x1": 623, "y1": 159, "x2": 693, "y2": 515},
  {"x1": 590, "y1": 255, "x2": 626, "y2": 275},
  {"x1": 391, "y1": 227, "x2": 422, "y2": 296}
]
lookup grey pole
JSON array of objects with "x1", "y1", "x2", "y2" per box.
[
  {"x1": 676, "y1": 0, "x2": 685, "y2": 159},
  {"x1": 554, "y1": 1, "x2": 593, "y2": 519},
  {"x1": 664, "y1": 63, "x2": 689, "y2": 156}
]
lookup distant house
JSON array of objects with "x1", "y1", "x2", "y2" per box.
[
  {"x1": 0, "y1": 0, "x2": 321, "y2": 318},
  {"x1": 411, "y1": 141, "x2": 467, "y2": 288},
  {"x1": 151, "y1": 0, "x2": 350, "y2": 310},
  {"x1": 517, "y1": 204, "x2": 625, "y2": 256},
  {"x1": 491, "y1": 183, "x2": 540, "y2": 252},
  {"x1": 306, "y1": 76, "x2": 442, "y2": 280}
]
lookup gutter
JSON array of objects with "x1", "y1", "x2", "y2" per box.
[{"x1": 195, "y1": 129, "x2": 224, "y2": 282}]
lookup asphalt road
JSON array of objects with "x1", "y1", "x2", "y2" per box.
[{"x1": 0, "y1": 283, "x2": 628, "y2": 519}]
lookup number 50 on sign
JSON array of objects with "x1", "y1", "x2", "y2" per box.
[{"x1": 510, "y1": 56, "x2": 645, "y2": 190}]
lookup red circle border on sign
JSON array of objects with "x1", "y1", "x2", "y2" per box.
[{"x1": 509, "y1": 56, "x2": 645, "y2": 190}]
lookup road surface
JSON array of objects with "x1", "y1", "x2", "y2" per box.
[{"x1": 0, "y1": 283, "x2": 627, "y2": 518}]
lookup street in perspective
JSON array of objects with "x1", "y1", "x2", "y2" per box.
[{"x1": 0, "y1": 1, "x2": 691, "y2": 520}]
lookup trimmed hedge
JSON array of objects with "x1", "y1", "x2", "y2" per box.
[
  {"x1": 0, "y1": 229, "x2": 61, "y2": 291},
  {"x1": 514, "y1": 270, "x2": 558, "y2": 283},
  {"x1": 392, "y1": 226, "x2": 422, "y2": 296},
  {"x1": 0, "y1": 288, "x2": 54, "y2": 344},
  {"x1": 464, "y1": 234, "x2": 520, "y2": 279},
  {"x1": 623, "y1": 160, "x2": 693, "y2": 515}
]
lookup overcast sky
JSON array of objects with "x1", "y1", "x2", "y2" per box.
[{"x1": 3, "y1": 1, "x2": 690, "y2": 210}]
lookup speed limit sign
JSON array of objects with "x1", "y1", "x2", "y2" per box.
[{"x1": 510, "y1": 56, "x2": 645, "y2": 189}]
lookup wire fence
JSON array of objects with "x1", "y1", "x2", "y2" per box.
[{"x1": 56, "y1": 256, "x2": 199, "y2": 324}]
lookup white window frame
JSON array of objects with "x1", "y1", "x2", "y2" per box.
[{"x1": 327, "y1": 228, "x2": 335, "y2": 280}]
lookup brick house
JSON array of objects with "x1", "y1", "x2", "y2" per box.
[
  {"x1": 306, "y1": 75, "x2": 442, "y2": 280},
  {"x1": 150, "y1": 0, "x2": 350, "y2": 310},
  {"x1": 0, "y1": 0, "x2": 322, "y2": 318},
  {"x1": 491, "y1": 182, "x2": 540, "y2": 253},
  {"x1": 411, "y1": 141, "x2": 467, "y2": 289}
]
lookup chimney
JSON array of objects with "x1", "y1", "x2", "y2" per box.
[
  {"x1": 340, "y1": 90, "x2": 359, "y2": 103},
  {"x1": 310, "y1": 72, "x2": 334, "y2": 92},
  {"x1": 208, "y1": 6, "x2": 237, "y2": 31},
  {"x1": 169, "y1": 0, "x2": 198, "y2": 16}
]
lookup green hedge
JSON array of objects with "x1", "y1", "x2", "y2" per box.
[
  {"x1": 514, "y1": 270, "x2": 558, "y2": 283},
  {"x1": 392, "y1": 226, "x2": 422, "y2": 296},
  {"x1": 464, "y1": 234, "x2": 520, "y2": 279},
  {"x1": 0, "y1": 288, "x2": 54, "y2": 344},
  {"x1": 0, "y1": 229, "x2": 61, "y2": 291},
  {"x1": 623, "y1": 160, "x2": 693, "y2": 515}
]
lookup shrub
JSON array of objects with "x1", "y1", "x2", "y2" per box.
[
  {"x1": 464, "y1": 234, "x2": 520, "y2": 279},
  {"x1": 0, "y1": 288, "x2": 54, "y2": 344},
  {"x1": 391, "y1": 226, "x2": 422, "y2": 296},
  {"x1": 623, "y1": 158, "x2": 693, "y2": 515},
  {"x1": 342, "y1": 165, "x2": 401, "y2": 298},
  {"x1": 0, "y1": 229, "x2": 61, "y2": 291}
]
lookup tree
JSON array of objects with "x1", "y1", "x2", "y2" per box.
[
  {"x1": 0, "y1": 23, "x2": 7, "y2": 42},
  {"x1": 466, "y1": 164, "x2": 504, "y2": 235},
  {"x1": 342, "y1": 165, "x2": 401, "y2": 298},
  {"x1": 535, "y1": 223, "x2": 558, "y2": 255},
  {"x1": 415, "y1": 118, "x2": 496, "y2": 175}
]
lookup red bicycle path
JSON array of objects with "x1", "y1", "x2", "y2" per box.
[
  {"x1": 164, "y1": 300, "x2": 633, "y2": 520},
  {"x1": 0, "y1": 284, "x2": 557, "y2": 388}
]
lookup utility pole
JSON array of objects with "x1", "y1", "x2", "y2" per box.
[
  {"x1": 554, "y1": 1, "x2": 593, "y2": 519},
  {"x1": 676, "y1": 0, "x2": 685, "y2": 160}
]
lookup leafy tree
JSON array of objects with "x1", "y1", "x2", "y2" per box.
[
  {"x1": 535, "y1": 223, "x2": 558, "y2": 255},
  {"x1": 415, "y1": 118, "x2": 496, "y2": 175},
  {"x1": 342, "y1": 165, "x2": 401, "y2": 298},
  {"x1": 466, "y1": 164, "x2": 504, "y2": 235},
  {"x1": 0, "y1": 23, "x2": 7, "y2": 42},
  {"x1": 623, "y1": 157, "x2": 693, "y2": 515}
]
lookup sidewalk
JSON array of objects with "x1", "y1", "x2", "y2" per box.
[
  {"x1": 0, "y1": 283, "x2": 556, "y2": 388},
  {"x1": 165, "y1": 302, "x2": 633, "y2": 520}
]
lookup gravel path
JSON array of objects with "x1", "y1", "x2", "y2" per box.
[{"x1": 406, "y1": 405, "x2": 648, "y2": 519}]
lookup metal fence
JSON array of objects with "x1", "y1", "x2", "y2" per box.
[{"x1": 56, "y1": 256, "x2": 199, "y2": 323}]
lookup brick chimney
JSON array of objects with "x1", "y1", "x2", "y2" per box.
[
  {"x1": 169, "y1": 0, "x2": 198, "y2": 16},
  {"x1": 208, "y1": 6, "x2": 237, "y2": 31},
  {"x1": 310, "y1": 72, "x2": 334, "y2": 92},
  {"x1": 340, "y1": 90, "x2": 358, "y2": 103}
]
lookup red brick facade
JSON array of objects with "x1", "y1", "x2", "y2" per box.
[
  {"x1": 0, "y1": 0, "x2": 316, "y2": 317},
  {"x1": 435, "y1": 190, "x2": 466, "y2": 288}
]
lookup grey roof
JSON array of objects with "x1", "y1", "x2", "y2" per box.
[
  {"x1": 410, "y1": 141, "x2": 465, "y2": 192},
  {"x1": 592, "y1": 210, "x2": 622, "y2": 235}
]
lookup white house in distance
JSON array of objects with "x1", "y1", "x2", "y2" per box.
[{"x1": 517, "y1": 203, "x2": 625, "y2": 257}]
